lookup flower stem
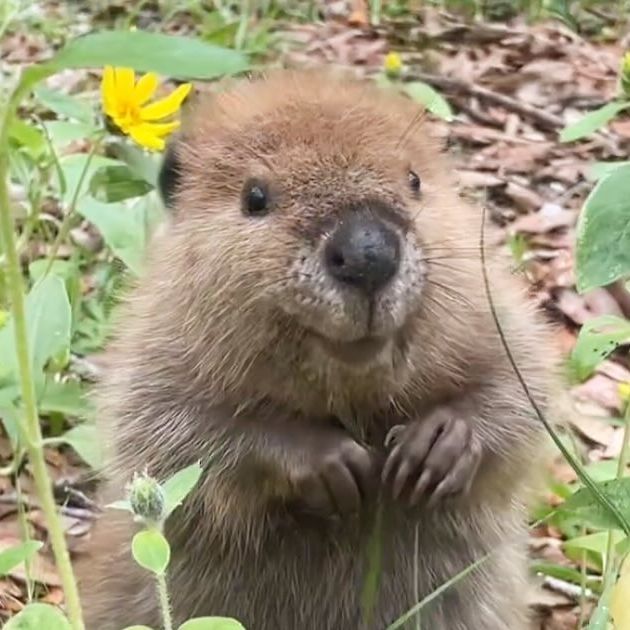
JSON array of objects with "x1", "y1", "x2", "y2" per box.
[
  {"x1": 156, "y1": 572, "x2": 173, "y2": 630},
  {"x1": 43, "y1": 133, "x2": 103, "y2": 278},
  {"x1": 0, "y1": 82, "x2": 85, "y2": 630},
  {"x1": 600, "y1": 399, "x2": 630, "y2": 605}
]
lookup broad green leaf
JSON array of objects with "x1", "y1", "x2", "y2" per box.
[
  {"x1": 587, "y1": 161, "x2": 630, "y2": 182},
  {"x1": 588, "y1": 585, "x2": 612, "y2": 630},
  {"x1": 4, "y1": 603, "x2": 72, "y2": 630},
  {"x1": 132, "y1": 529, "x2": 170, "y2": 575},
  {"x1": 575, "y1": 164, "x2": 630, "y2": 293},
  {"x1": 8, "y1": 119, "x2": 46, "y2": 157},
  {"x1": 34, "y1": 86, "x2": 94, "y2": 124},
  {"x1": 57, "y1": 154, "x2": 121, "y2": 204},
  {"x1": 403, "y1": 82, "x2": 453, "y2": 121},
  {"x1": 569, "y1": 315, "x2": 630, "y2": 380},
  {"x1": 44, "y1": 121, "x2": 93, "y2": 150},
  {"x1": 50, "y1": 30, "x2": 249, "y2": 80},
  {"x1": 178, "y1": 618, "x2": 246, "y2": 630},
  {"x1": 559, "y1": 478, "x2": 630, "y2": 531},
  {"x1": 564, "y1": 531, "x2": 625, "y2": 558},
  {"x1": 560, "y1": 102, "x2": 630, "y2": 142},
  {"x1": 0, "y1": 276, "x2": 71, "y2": 387},
  {"x1": 162, "y1": 462, "x2": 203, "y2": 518},
  {"x1": 0, "y1": 541, "x2": 42, "y2": 575},
  {"x1": 77, "y1": 197, "x2": 148, "y2": 275},
  {"x1": 28, "y1": 260, "x2": 75, "y2": 283},
  {"x1": 39, "y1": 379, "x2": 90, "y2": 418},
  {"x1": 90, "y1": 164, "x2": 153, "y2": 203},
  {"x1": 55, "y1": 423, "x2": 103, "y2": 469},
  {"x1": 110, "y1": 140, "x2": 161, "y2": 187}
]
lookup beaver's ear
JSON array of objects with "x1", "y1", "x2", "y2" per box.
[{"x1": 157, "y1": 139, "x2": 182, "y2": 210}]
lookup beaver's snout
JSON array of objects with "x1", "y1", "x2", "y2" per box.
[{"x1": 323, "y1": 213, "x2": 400, "y2": 296}]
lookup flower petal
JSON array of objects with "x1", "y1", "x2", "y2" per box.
[
  {"x1": 128, "y1": 124, "x2": 167, "y2": 151},
  {"x1": 134, "y1": 72, "x2": 159, "y2": 106},
  {"x1": 101, "y1": 66, "x2": 117, "y2": 118},
  {"x1": 114, "y1": 67, "x2": 136, "y2": 98},
  {"x1": 144, "y1": 120, "x2": 180, "y2": 137},
  {"x1": 139, "y1": 83, "x2": 192, "y2": 121}
]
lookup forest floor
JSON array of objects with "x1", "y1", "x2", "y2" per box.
[{"x1": 1, "y1": 2, "x2": 630, "y2": 629}]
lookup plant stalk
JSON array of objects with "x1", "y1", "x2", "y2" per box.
[
  {"x1": 0, "y1": 82, "x2": 85, "y2": 630},
  {"x1": 43, "y1": 134, "x2": 103, "y2": 278},
  {"x1": 156, "y1": 572, "x2": 173, "y2": 630},
  {"x1": 599, "y1": 398, "x2": 630, "y2": 607}
]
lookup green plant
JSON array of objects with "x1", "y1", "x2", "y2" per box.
[
  {"x1": 0, "y1": 26, "x2": 248, "y2": 630},
  {"x1": 109, "y1": 463, "x2": 245, "y2": 630}
]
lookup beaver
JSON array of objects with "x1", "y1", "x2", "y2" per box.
[{"x1": 79, "y1": 70, "x2": 555, "y2": 630}]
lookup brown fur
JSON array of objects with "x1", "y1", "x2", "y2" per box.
[{"x1": 78, "y1": 70, "x2": 556, "y2": 630}]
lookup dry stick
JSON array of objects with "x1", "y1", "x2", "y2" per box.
[
  {"x1": 0, "y1": 89, "x2": 85, "y2": 630},
  {"x1": 403, "y1": 71, "x2": 565, "y2": 131},
  {"x1": 478, "y1": 205, "x2": 630, "y2": 535}
]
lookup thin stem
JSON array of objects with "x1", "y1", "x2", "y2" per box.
[
  {"x1": 43, "y1": 134, "x2": 103, "y2": 278},
  {"x1": 0, "y1": 82, "x2": 85, "y2": 629},
  {"x1": 599, "y1": 399, "x2": 630, "y2": 609},
  {"x1": 156, "y1": 572, "x2": 173, "y2": 630}
]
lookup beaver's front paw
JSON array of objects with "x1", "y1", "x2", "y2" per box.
[
  {"x1": 382, "y1": 408, "x2": 482, "y2": 507},
  {"x1": 288, "y1": 431, "x2": 377, "y2": 517}
]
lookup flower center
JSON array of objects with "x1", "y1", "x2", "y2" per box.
[{"x1": 115, "y1": 98, "x2": 142, "y2": 129}]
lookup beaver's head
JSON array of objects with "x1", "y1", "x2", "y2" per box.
[{"x1": 158, "y1": 71, "x2": 468, "y2": 373}]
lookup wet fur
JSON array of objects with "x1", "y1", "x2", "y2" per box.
[{"x1": 78, "y1": 71, "x2": 556, "y2": 630}]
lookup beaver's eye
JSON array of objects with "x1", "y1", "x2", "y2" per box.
[
  {"x1": 408, "y1": 170, "x2": 421, "y2": 195},
  {"x1": 242, "y1": 179, "x2": 269, "y2": 217}
]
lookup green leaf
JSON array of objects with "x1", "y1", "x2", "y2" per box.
[
  {"x1": 0, "y1": 402, "x2": 20, "y2": 446},
  {"x1": 55, "y1": 423, "x2": 103, "y2": 469},
  {"x1": 34, "y1": 86, "x2": 94, "y2": 124},
  {"x1": 530, "y1": 561, "x2": 601, "y2": 593},
  {"x1": 587, "y1": 161, "x2": 630, "y2": 182},
  {"x1": 50, "y1": 30, "x2": 249, "y2": 80},
  {"x1": 131, "y1": 529, "x2": 171, "y2": 575},
  {"x1": 39, "y1": 379, "x2": 90, "y2": 418},
  {"x1": 0, "y1": 276, "x2": 71, "y2": 387},
  {"x1": 162, "y1": 462, "x2": 203, "y2": 518},
  {"x1": 58, "y1": 154, "x2": 120, "y2": 204},
  {"x1": 90, "y1": 164, "x2": 153, "y2": 203},
  {"x1": 76, "y1": 197, "x2": 149, "y2": 275},
  {"x1": 559, "y1": 478, "x2": 630, "y2": 531},
  {"x1": 0, "y1": 541, "x2": 43, "y2": 576},
  {"x1": 569, "y1": 315, "x2": 630, "y2": 380},
  {"x1": 44, "y1": 121, "x2": 93, "y2": 150},
  {"x1": 8, "y1": 119, "x2": 46, "y2": 157},
  {"x1": 587, "y1": 579, "x2": 613, "y2": 630},
  {"x1": 178, "y1": 618, "x2": 246, "y2": 630},
  {"x1": 109, "y1": 141, "x2": 160, "y2": 187},
  {"x1": 403, "y1": 82, "x2": 453, "y2": 121},
  {"x1": 560, "y1": 102, "x2": 630, "y2": 143},
  {"x1": 4, "y1": 603, "x2": 72, "y2": 630},
  {"x1": 575, "y1": 164, "x2": 630, "y2": 293}
]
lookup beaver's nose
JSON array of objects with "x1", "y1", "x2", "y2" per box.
[{"x1": 324, "y1": 215, "x2": 400, "y2": 295}]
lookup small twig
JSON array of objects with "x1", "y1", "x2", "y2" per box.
[
  {"x1": 402, "y1": 70, "x2": 565, "y2": 131},
  {"x1": 0, "y1": 492, "x2": 97, "y2": 520},
  {"x1": 543, "y1": 576, "x2": 596, "y2": 601}
]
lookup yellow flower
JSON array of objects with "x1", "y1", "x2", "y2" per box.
[
  {"x1": 384, "y1": 52, "x2": 403, "y2": 79},
  {"x1": 101, "y1": 66, "x2": 192, "y2": 151},
  {"x1": 619, "y1": 381, "x2": 630, "y2": 403}
]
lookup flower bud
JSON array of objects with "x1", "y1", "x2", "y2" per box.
[{"x1": 128, "y1": 472, "x2": 166, "y2": 525}]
